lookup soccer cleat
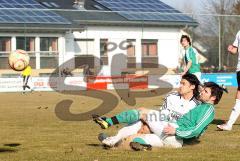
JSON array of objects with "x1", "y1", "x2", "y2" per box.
[
  {"x1": 217, "y1": 124, "x2": 232, "y2": 131},
  {"x1": 101, "y1": 136, "x2": 121, "y2": 147},
  {"x1": 92, "y1": 114, "x2": 110, "y2": 129},
  {"x1": 98, "y1": 134, "x2": 122, "y2": 148},
  {"x1": 130, "y1": 142, "x2": 152, "y2": 151},
  {"x1": 98, "y1": 133, "x2": 108, "y2": 142}
]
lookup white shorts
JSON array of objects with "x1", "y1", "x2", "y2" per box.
[
  {"x1": 134, "y1": 134, "x2": 163, "y2": 147},
  {"x1": 132, "y1": 134, "x2": 183, "y2": 148},
  {"x1": 145, "y1": 110, "x2": 178, "y2": 138}
]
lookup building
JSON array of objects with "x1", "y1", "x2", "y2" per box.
[{"x1": 0, "y1": 0, "x2": 197, "y2": 77}]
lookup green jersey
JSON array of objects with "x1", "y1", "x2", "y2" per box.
[
  {"x1": 184, "y1": 46, "x2": 201, "y2": 73},
  {"x1": 176, "y1": 103, "x2": 214, "y2": 139}
]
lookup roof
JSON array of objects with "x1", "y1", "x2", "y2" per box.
[
  {"x1": 0, "y1": 0, "x2": 198, "y2": 32},
  {"x1": 0, "y1": 0, "x2": 74, "y2": 33},
  {"x1": 36, "y1": 0, "x2": 198, "y2": 27}
]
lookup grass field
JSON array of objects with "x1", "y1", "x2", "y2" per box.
[{"x1": 0, "y1": 88, "x2": 240, "y2": 161}]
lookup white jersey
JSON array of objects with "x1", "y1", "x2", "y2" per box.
[
  {"x1": 110, "y1": 91, "x2": 201, "y2": 146},
  {"x1": 160, "y1": 91, "x2": 200, "y2": 122},
  {"x1": 234, "y1": 31, "x2": 240, "y2": 71}
]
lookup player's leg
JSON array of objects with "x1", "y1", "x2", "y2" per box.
[
  {"x1": 217, "y1": 71, "x2": 240, "y2": 131},
  {"x1": 93, "y1": 108, "x2": 150, "y2": 129},
  {"x1": 144, "y1": 110, "x2": 170, "y2": 137},
  {"x1": 25, "y1": 76, "x2": 30, "y2": 89},
  {"x1": 22, "y1": 75, "x2": 26, "y2": 91},
  {"x1": 162, "y1": 136, "x2": 183, "y2": 148},
  {"x1": 99, "y1": 121, "x2": 143, "y2": 147},
  {"x1": 130, "y1": 134, "x2": 164, "y2": 151}
]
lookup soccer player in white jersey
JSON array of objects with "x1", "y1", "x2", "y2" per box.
[
  {"x1": 93, "y1": 74, "x2": 201, "y2": 148},
  {"x1": 217, "y1": 31, "x2": 240, "y2": 131}
]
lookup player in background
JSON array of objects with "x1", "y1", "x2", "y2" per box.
[
  {"x1": 180, "y1": 35, "x2": 201, "y2": 81},
  {"x1": 217, "y1": 31, "x2": 240, "y2": 131},
  {"x1": 93, "y1": 74, "x2": 201, "y2": 148},
  {"x1": 22, "y1": 65, "x2": 32, "y2": 94}
]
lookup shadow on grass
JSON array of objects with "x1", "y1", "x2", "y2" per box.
[
  {"x1": 0, "y1": 143, "x2": 21, "y2": 153},
  {"x1": 4, "y1": 143, "x2": 21, "y2": 147},
  {"x1": 0, "y1": 147, "x2": 17, "y2": 153},
  {"x1": 86, "y1": 143, "x2": 112, "y2": 150},
  {"x1": 211, "y1": 119, "x2": 226, "y2": 125},
  {"x1": 183, "y1": 138, "x2": 201, "y2": 146},
  {"x1": 86, "y1": 143, "x2": 102, "y2": 147}
]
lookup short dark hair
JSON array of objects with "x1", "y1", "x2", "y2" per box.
[
  {"x1": 180, "y1": 35, "x2": 192, "y2": 46},
  {"x1": 203, "y1": 82, "x2": 228, "y2": 105},
  {"x1": 182, "y1": 73, "x2": 200, "y2": 97}
]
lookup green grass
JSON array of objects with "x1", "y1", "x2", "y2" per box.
[{"x1": 0, "y1": 88, "x2": 239, "y2": 161}]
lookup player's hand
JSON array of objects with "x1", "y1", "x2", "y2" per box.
[
  {"x1": 163, "y1": 124, "x2": 176, "y2": 135},
  {"x1": 228, "y1": 45, "x2": 238, "y2": 54}
]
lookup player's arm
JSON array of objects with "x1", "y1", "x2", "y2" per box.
[
  {"x1": 164, "y1": 107, "x2": 214, "y2": 139},
  {"x1": 183, "y1": 61, "x2": 192, "y2": 75},
  {"x1": 228, "y1": 45, "x2": 238, "y2": 55},
  {"x1": 228, "y1": 32, "x2": 239, "y2": 54}
]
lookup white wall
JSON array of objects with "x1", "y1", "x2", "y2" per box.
[
  {"x1": 72, "y1": 26, "x2": 182, "y2": 71},
  {"x1": 0, "y1": 26, "x2": 182, "y2": 72}
]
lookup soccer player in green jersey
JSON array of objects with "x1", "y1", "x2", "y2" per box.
[
  {"x1": 93, "y1": 82, "x2": 227, "y2": 150},
  {"x1": 180, "y1": 35, "x2": 201, "y2": 80}
]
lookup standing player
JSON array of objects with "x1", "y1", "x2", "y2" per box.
[
  {"x1": 217, "y1": 31, "x2": 240, "y2": 131},
  {"x1": 180, "y1": 35, "x2": 201, "y2": 81},
  {"x1": 93, "y1": 74, "x2": 201, "y2": 148},
  {"x1": 22, "y1": 65, "x2": 32, "y2": 94}
]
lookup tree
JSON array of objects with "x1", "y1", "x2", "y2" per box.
[{"x1": 193, "y1": 0, "x2": 238, "y2": 71}]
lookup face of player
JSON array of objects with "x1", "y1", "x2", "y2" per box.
[
  {"x1": 181, "y1": 38, "x2": 190, "y2": 48},
  {"x1": 199, "y1": 87, "x2": 215, "y2": 103},
  {"x1": 178, "y1": 79, "x2": 195, "y2": 96}
]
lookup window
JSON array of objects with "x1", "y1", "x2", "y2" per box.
[
  {"x1": 141, "y1": 39, "x2": 158, "y2": 56},
  {"x1": 100, "y1": 39, "x2": 108, "y2": 65},
  {"x1": 100, "y1": 39, "x2": 108, "y2": 56},
  {"x1": 127, "y1": 39, "x2": 135, "y2": 57},
  {"x1": 40, "y1": 37, "x2": 58, "y2": 52},
  {"x1": 16, "y1": 37, "x2": 36, "y2": 69},
  {"x1": 0, "y1": 37, "x2": 11, "y2": 52},
  {"x1": 74, "y1": 39, "x2": 95, "y2": 69},
  {"x1": 16, "y1": 37, "x2": 35, "y2": 51},
  {"x1": 0, "y1": 37, "x2": 11, "y2": 69},
  {"x1": 40, "y1": 37, "x2": 58, "y2": 69},
  {"x1": 126, "y1": 39, "x2": 136, "y2": 68},
  {"x1": 74, "y1": 39, "x2": 94, "y2": 55}
]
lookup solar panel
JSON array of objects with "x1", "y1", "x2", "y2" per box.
[
  {"x1": 95, "y1": 0, "x2": 194, "y2": 22},
  {"x1": 0, "y1": 0, "x2": 71, "y2": 24}
]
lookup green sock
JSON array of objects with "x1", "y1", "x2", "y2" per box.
[
  {"x1": 132, "y1": 137, "x2": 147, "y2": 145},
  {"x1": 105, "y1": 118, "x2": 113, "y2": 125},
  {"x1": 105, "y1": 109, "x2": 140, "y2": 125}
]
